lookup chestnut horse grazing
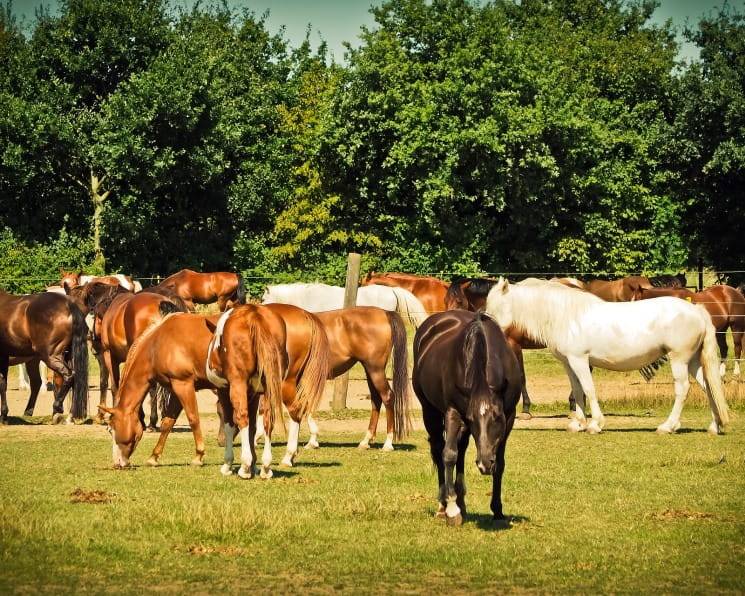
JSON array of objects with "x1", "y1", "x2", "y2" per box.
[
  {"x1": 361, "y1": 272, "x2": 449, "y2": 314},
  {"x1": 632, "y1": 285, "x2": 745, "y2": 376},
  {"x1": 147, "y1": 269, "x2": 246, "y2": 311},
  {"x1": 99, "y1": 313, "x2": 221, "y2": 468},
  {"x1": 413, "y1": 311, "x2": 521, "y2": 526},
  {"x1": 209, "y1": 303, "x2": 329, "y2": 479},
  {"x1": 0, "y1": 290, "x2": 89, "y2": 422},
  {"x1": 98, "y1": 292, "x2": 186, "y2": 428}
]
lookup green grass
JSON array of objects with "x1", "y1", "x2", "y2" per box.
[{"x1": 2, "y1": 406, "x2": 745, "y2": 594}]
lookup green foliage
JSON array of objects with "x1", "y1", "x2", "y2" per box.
[{"x1": 0, "y1": 227, "x2": 100, "y2": 293}]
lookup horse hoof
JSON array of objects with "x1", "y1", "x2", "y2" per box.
[
  {"x1": 567, "y1": 419, "x2": 585, "y2": 433},
  {"x1": 517, "y1": 412, "x2": 532, "y2": 420},
  {"x1": 357, "y1": 442, "x2": 371, "y2": 450},
  {"x1": 280, "y1": 455, "x2": 294, "y2": 467},
  {"x1": 0, "y1": 417, "x2": 8, "y2": 426},
  {"x1": 305, "y1": 439, "x2": 320, "y2": 449},
  {"x1": 93, "y1": 415, "x2": 105, "y2": 425},
  {"x1": 707, "y1": 421, "x2": 721, "y2": 435},
  {"x1": 51, "y1": 413, "x2": 64, "y2": 425},
  {"x1": 220, "y1": 464, "x2": 233, "y2": 477},
  {"x1": 190, "y1": 458, "x2": 204, "y2": 467},
  {"x1": 260, "y1": 467, "x2": 273, "y2": 480},
  {"x1": 23, "y1": 410, "x2": 33, "y2": 417},
  {"x1": 381, "y1": 443, "x2": 394, "y2": 452},
  {"x1": 656, "y1": 425, "x2": 673, "y2": 434},
  {"x1": 237, "y1": 466, "x2": 253, "y2": 479},
  {"x1": 446, "y1": 513, "x2": 463, "y2": 527},
  {"x1": 586, "y1": 421, "x2": 603, "y2": 435},
  {"x1": 146, "y1": 457, "x2": 159, "y2": 467}
]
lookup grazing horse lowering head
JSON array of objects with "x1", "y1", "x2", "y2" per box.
[
  {"x1": 60, "y1": 269, "x2": 83, "y2": 292},
  {"x1": 99, "y1": 404, "x2": 144, "y2": 468}
]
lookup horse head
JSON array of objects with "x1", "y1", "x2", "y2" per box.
[
  {"x1": 484, "y1": 277, "x2": 513, "y2": 328},
  {"x1": 60, "y1": 269, "x2": 82, "y2": 292},
  {"x1": 99, "y1": 404, "x2": 143, "y2": 468},
  {"x1": 468, "y1": 395, "x2": 505, "y2": 475}
]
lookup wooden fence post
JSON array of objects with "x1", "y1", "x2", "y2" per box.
[
  {"x1": 332, "y1": 252, "x2": 361, "y2": 411},
  {"x1": 698, "y1": 258, "x2": 704, "y2": 291}
]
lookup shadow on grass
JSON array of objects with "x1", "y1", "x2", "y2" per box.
[
  {"x1": 312, "y1": 441, "x2": 418, "y2": 451},
  {"x1": 291, "y1": 461, "x2": 342, "y2": 468},
  {"x1": 471, "y1": 513, "x2": 530, "y2": 532}
]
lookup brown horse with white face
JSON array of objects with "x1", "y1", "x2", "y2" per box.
[
  {"x1": 361, "y1": 272, "x2": 449, "y2": 314},
  {"x1": 632, "y1": 284, "x2": 745, "y2": 376},
  {"x1": 209, "y1": 303, "x2": 330, "y2": 479},
  {"x1": 98, "y1": 291, "x2": 187, "y2": 428},
  {"x1": 147, "y1": 269, "x2": 246, "y2": 311},
  {"x1": 99, "y1": 312, "x2": 222, "y2": 468},
  {"x1": 0, "y1": 290, "x2": 89, "y2": 422}
]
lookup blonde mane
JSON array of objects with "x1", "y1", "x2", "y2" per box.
[{"x1": 487, "y1": 278, "x2": 603, "y2": 350}]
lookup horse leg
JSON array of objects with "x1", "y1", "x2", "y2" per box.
[
  {"x1": 364, "y1": 365, "x2": 395, "y2": 451},
  {"x1": 454, "y1": 429, "x2": 470, "y2": 517},
  {"x1": 733, "y1": 328, "x2": 743, "y2": 377},
  {"x1": 558, "y1": 357, "x2": 587, "y2": 431},
  {"x1": 512, "y1": 344, "x2": 532, "y2": 419},
  {"x1": 239, "y1": 389, "x2": 259, "y2": 479},
  {"x1": 259, "y1": 389, "x2": 276, "y2": 479},
  {"x1": 0, "y1": 356, "x2": 9, "y2": 423},
  {"x1": 46, "y1": 353, "x2": 74, "y2": 420},
  {"x1": 144, "y1": 384, "x2": 160, "y2": 432},
  {"x1": 305, "y1": 414, "x2": 320, "y2": 449},
  {"x1": 281, "y1": 383, "x2": 302, "y2": 468},
  {"x1": 490, "y1": 436, "x2": 508, "y2": 521},
  {"x1": 443, "y1": 408, "x2": 466, "y2": 526},
  {"x1": 657, "y1": 356, "x2": 689, "y2": 434},
  {"x1": 359, "y1": 381, "x2": 382, "y2": 450},
  {"x1": 18, "y1": 363, "x2": 30, "y2": 391},
  {"x1": 420, "y1": 399, "x2": 446, "y2": 519},
  {"x1": 22, "y1": 358, "x2": 42, "y2": 416},
  {"x1": 147, "y1": 394, "x2": 183, "y2": 466},
  {"x1": 686, "y1": 354, "x2": 724, "y2": 435},
  {"x1": 565, "y1": 355, "x2": 603, "y2": 433},
  {"x1": 253, "y1": 396, "x2": 266, "y2": 447},
  {"x1": 229, "y1": 380, "x2": 254, "y2": 480},
  {"x1": 716, "y1": 326, "x2": 728, "y2": 378},
  {"x1": 44, "y1": 361, "x2": 53, "y2": 392},
  {"x1": 217, "y1": 389, "x2": 236, "y2": 476}
]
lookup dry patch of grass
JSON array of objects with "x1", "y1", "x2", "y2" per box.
[{"x1": 69, "y1": 487, "x2": 115, "y2": 504}]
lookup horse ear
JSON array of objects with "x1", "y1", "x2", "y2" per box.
[
  {"x1": 495, "y1": 277, "x2": 509, "y2": 294},
  {"x1": 62, "y1": 282, "x2": 71, "y2": 295}
]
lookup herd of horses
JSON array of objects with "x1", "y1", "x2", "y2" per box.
[{"x1": 0, "y1": 267, "x2": 742, "y2": 525}]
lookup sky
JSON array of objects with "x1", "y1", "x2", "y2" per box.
[{"x1": 9, "y1": 0, "x2": 740, "y2": 63}]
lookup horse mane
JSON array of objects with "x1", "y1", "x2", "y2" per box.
[
  {"x1": 463, "y1": 313, "x2": 489, "y2": 393},
  {"x1": 140, "y1": 284, "x2": 190, "y2": 311},
  {"x1": 487, "y1": 278, "x2": 603, "y2": 350},
  {"x1": 451, "y1": 277, "x2": 498, "y2": 298}
]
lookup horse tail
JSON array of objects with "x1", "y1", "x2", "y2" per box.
[
  {"x1": 463, "y1": 312, "x2": 489, "y2": 394},
  {"x1": 389, "y1": 287, "x2": 428, "y2": 328},
  {"x1": 294, "y1": 312, "x2": 330, "y2": 421},
  {"x1": 235, "y1": 273, "x2": 247, "y2": 304},
  {"x1": 698, "y1": 306, "x2": 730, "y2": 428},
  {"x1": 386, "y1": 311, "x2": 411, "y2": 440},
  {"x1": 69, "y1": 303, "x2": 89, "y2": 420},
  {"x1": 248, "y1": 312, "x2": 285, "y2": 433}
]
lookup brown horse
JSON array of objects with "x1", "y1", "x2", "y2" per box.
[
  {"x1": 60, "y1": 269, "x2": 139, "y2": 292},
  {"x1": 583, "y1": 275, "x2": 652, "y2": 302},
  {"x1": 257, "y1": 306, "x2": 411, "y2": 451},
  {"x1": 413, "y1": 311, "x2": 521, "y2": 525},
  {"x1": 0, "y1": 290, "x2": 89, "y2": 422},
  {"x1": 146, "y1": 269, "x2": 246, "y2": 311},
  {"x1": 98, "y1": 312, "x2": 222, "y2": 468},
  {"x1": 210, "y1": 303, "x2": 329, "y2": 479},
  {"x1": 98, "y1": 291, "x2": 186, "y2": 428},
  {"x1": 361, "y1": 272, "x2": 449, "y2": 314},
  {"x1": 632, "y1": 285, "x2": 745, "y2": 376}
]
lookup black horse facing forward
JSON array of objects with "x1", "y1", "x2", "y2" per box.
[{"x1": 413, "y1": 310, "x2": 521, "y2": 526}]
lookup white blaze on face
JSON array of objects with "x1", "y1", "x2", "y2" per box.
[
  {"x1": 479, "y1": 403, "x2": 488, "y2": 417},
  {"x1": 111, "y1": 436, "x2": 129, "y2": 468}
]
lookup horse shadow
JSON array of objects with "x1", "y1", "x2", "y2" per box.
[
  {"x1": 314, "y1": 441, "x2": 418, "y2": 451},
  {"x1": 471, "y1": 513, "x2": 530, "y2": 532}
]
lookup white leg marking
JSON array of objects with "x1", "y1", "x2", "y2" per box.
[
  {"x1": 260, "y1": 434, "x2": 273, "y2": 479},
  {"x1": 734, "y1": 360, "x2": 741, "y2": 377},
  {"x1": 358, "y1": 429, "x2": 373, "y2": 449},
  {"x1": 445, "y1": 496, "x2": 461, "y2": 519},
  {"x1": 720, "y1": 361, "x2": 726, "y2": 378},
  {"x1": 281, "y1": 419, "x2": 300, "y2": 467},
  {"x1": 238, "y1": 426, "x2": 254, "y2": 479},
  {"x1": 382, "y1": 432, "x2": 394, "y2": 451},
  {"x1": 305, "y1": 415, "x2": 320, "y2": 449}
]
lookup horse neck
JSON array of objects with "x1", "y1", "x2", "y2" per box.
[{"x1": 508, "y1": 285, "x2": 587, "y2": 349}]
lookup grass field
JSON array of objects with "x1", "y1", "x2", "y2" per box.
[{"x1": 1, "y1": 399, "x2": 745, "y2": 594}]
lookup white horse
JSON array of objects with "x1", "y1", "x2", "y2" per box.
[
  {"x1": 485, "y1": 278, "x2": 729, "y2": 435},
  {"x1": 262, "y1": 283, "x2": 428, "y2": 328}
]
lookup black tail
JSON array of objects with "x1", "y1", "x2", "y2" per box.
[
  {"x1": 463, "y1": 312, "x2": 489, "y2": 393},
  {"x1": 387, "y1": 311, "x2": 411, "y2": 440},
  {"x1": 69, "y1": 303, "x2": 89, "y2": 420},
  {"x1": 160, "y1": 297, "x2": 187, "y2": 315},
  {"x1": 235, "y1": 273, "x2": 247, "y2": 304}
]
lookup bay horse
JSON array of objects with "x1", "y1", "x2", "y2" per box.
[
  {"x1": 262, "y1": 282, "x2": 428, "y2": 328},
  {"x1": 486, "y1": 278, "x2": 729, "y2": 435},
  {"x1": 583, "y1": 275, "x2": 652, "y2": 302},
  {"x1": 60, "y1": 269, "x2": 141, "y2": 292},
  {"x1": 209, "y1": 303, "x2": 330, "y2": 479},
  {"x1": 146, "y1": 269, "x2": 246, "y2": 311},
  {"x1": 631, "y1": 285, "x2": 745, "y2": 377},
  {"x1": 0, "y1": 290, "x2": 89, "y2": 422},
  {"x1": 255, "y1": 306, "x2": 411, "y2": 451},
  {"x1": 361, "y1": 272, "x2": 449, "y2": 314},
  {"x1": 98, "y1": 291, "x2": 187, "y2": 429},
  {"x1": 649, "y1": 272, "x2": 687, "y2": 288},
  {"x1": 413, "y1": 311, "x2": 521, "y2": 526},
  {"x1": 98, "y1": 312, "x2": 222, "y2": 468}
]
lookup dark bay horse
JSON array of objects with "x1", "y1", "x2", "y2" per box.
[
  {"x1": 146, "y1": 269, "x2": 246, "y2": 311},
  {"x1": 210, "y1": 303, "x2": 330, "y2": 479},
  {"x1": 98, "y1": 292, "x2": 186, "y2": 429},
  {"x1": 413, "y1": 311, "x2": 521, "y2": 526},
  {"x1": 632, "y1": 284, "x2": 745, "y2": 376},
  {"x1": 99, "y1": 312, "x2": 222, "y2": 468},
  {"x1": 361, "y1": 272, "x2": 449, "y2": 314},
  {"x1": 0, "y1": 290, "x2": 89, "y2": 422}
]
